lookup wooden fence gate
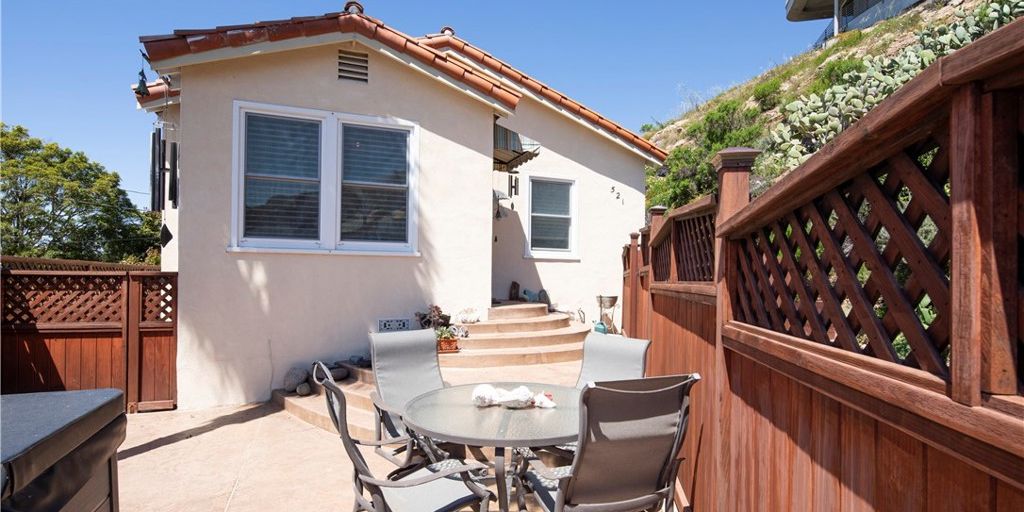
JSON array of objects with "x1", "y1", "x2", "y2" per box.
[{"x1": 1, "y1": 269, "x2": 178, "y2": 412}]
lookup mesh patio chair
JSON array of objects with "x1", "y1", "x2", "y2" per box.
[
  {"x1": 516, "y1": 374, "x2": 701, "y2": 512},
  {"x1": 575, "y1": 332, "x2": 651, "y2": 388},
  {"x1": 313, "y1": 362, "x2": 494, "y2": 512},
  {"x1": 526, "y1": 332, "x2": 653, "y2": 465},
  {"x1": 369, "y1": 329, "x2": 454, "y2": 467}
]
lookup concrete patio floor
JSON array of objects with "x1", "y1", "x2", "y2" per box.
[{"x1": 117, "y1": 362, "x2": 582, "y2": 511}]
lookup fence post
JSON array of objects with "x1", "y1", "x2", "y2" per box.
[
  {"x1": 125, "y1": 273, "x2": 142, "y2": 413},
  {"x1": 627, "y1": 232, "x2": 640, "y2": 336},
  {"x1": 951, "y1": 84, "x2": 1021, "y2": 403},
  {"x1": 711, "y1": 147, "x2": 757, "y2": 510}
]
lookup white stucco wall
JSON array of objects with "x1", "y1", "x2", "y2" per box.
[
  {"x1": 491, "y1": 98, "x2": 647, "y2": 326},
  {"x1": 174, "y1": 43, "x2": 494, "y2": 408}
]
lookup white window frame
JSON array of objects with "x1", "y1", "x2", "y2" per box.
[
  {"x1": 525, "y1": 176, "x2": 579, "y2": 260},
  {"x1": 229, "y1": 100, "x2": 419, "y2": 256}
]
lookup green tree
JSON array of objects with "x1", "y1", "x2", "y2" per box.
[{"x1": 1, "y1": 124, "x2": 159, "y2": 262}]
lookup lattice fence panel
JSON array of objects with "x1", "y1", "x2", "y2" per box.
[
  {"x1": 675, "y1": 213, "x2": 716, "y2": 282},
  {"x1": 652, "y1": 241, "x2": 672, "y2": 281},
  {"x1": 141, "y1": 275, "x2": 176, "y2": 324},
  {"x1": 731, "y1": 132, "x2": 953, "y2": 378},
  {"x1": 1, "y1": 273, "x2": 124, "y2": 326}
]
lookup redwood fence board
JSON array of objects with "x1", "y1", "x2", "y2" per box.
[
  {"x1": 621, "y1": 21, "x2": 1023, "y2": 510},
  {"x1": 1, "y1": 269, "x2": 177, "y2": 412}
]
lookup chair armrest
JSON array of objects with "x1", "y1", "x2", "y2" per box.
[
  {"x1": 528, "y1": 458, "x2": 572, "y2": 482},
  {"x1": 352, "y1": 436, "x2": 412, "y2": 447},
  {"x1": 358, "y1": 461, "x2": 488, "y2": 488},
  {"x1": 369, "y1": 391, "x2": 402, "y2": 416}
]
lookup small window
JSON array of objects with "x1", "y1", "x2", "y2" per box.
[
  {"x1": 341, "y1": 125, "x2": 410, "y2": 243},
  {"x1": 529, "y1": 178, "x2": 574, "y2": 254},
  {"x1": 243, "y1": 113, "x2": 321, "y2": 240}
]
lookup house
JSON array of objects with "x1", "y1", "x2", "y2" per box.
[
  {"x1": 787, "y1": 0, "x2": 925, "y2": 44},
  {"x1": 134, "y1": 2, "x2": 666, "y2": 408}
]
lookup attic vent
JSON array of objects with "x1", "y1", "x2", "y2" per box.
[{"x1": 338, "y1": 49, "x2": 369, "y2": 82}]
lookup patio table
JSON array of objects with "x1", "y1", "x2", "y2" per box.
[{"x1": 403, "y1": 382, "x2": 580, "y2": 512}]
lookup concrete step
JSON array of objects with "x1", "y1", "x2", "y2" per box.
[
  {"x1": 439, "y1": 341, "x2": 584, "y2": 368},
  {"x1": 338, "y1": 363, "x2": 374, "y2": 384},
  {"x1": 459, "y1": 324, "x2": 590, "y2": 349},
  {"x1": 461, "y1": 313, "x2": 570, "y2": 334},
  {"x1": 272, "y1": 389, "x2": 377, "y2": 439},
  {"x1": 487, "y1": 303, "x2": 549, "y2": 320}
]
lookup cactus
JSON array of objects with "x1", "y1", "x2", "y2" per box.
[{"x1": 757, "y1": 0, "x2": 1024, "y2": 176}]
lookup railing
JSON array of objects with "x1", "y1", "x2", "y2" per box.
[
  {"x1": 1, "y1": 269, "x2": 178, "y2": 412},
  {"x1": 814, "y1": 0, "x2": 924, "y2": 48},
  {"x1": 624, "y1": 18, "x2": 1023, "y2": 510}
]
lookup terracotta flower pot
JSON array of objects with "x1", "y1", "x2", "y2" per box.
[{"x1": 437, "y1": 337, "x2": 460, "y2": 353}]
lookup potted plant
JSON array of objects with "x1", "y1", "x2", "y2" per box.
[{"x1": 416, "y1": 305, "x2": 468, "y2": 353}]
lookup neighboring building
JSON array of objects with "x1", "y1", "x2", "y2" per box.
[
  {"x1": 134, "y1": 2, "x2": 665, "y2": 408},
  {"x1": 787, "y1": 0, "x2": 925, "y2": 45}
]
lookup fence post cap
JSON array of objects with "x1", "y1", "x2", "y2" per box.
[
  {"x1": 649, "y1": 205, "x2": 669, "y2": 216},
  {"x1": 712, "y1": 147, "x2": 761, "y2": 172}
]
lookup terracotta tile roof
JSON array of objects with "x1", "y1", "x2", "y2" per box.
[
  {"x1": 138, "y1": 7, "x2": 521, "y2": 110},
  {"x1": 419, "y1": 33, "x2": 668, "y2": 162},
  {"x1": 134, "y1": 80, "x2": 180, "y2": 109},
  {"x1": 136, "y1": 2, "x2": 665, "y2": 162}
]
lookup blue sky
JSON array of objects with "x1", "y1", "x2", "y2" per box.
[{"x1": 2, "y1": 1, "x2": 825, "y2": 207}]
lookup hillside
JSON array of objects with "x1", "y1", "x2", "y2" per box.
[{"x1": 643, "y1": 0, "x2": 1020, "y2": 208}]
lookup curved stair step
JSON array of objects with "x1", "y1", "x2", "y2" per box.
[
  {"x1": 461, "y1": 313, "x2": 570, "y2": 334},
  {"x1": 439, "y1": 342, "x2": 583, "y2": 368},
  {"x1": 273, "y1": 389, "x2": 376, "y2": 438},
  {"x1": 459, "y1": 324, "x2": 590, "y2": 349},
  {"x1": 487, "y1": 303, "x2": 549, "y2": 319}
]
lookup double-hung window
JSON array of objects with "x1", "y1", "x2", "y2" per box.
[
  {"x1": 231, "y1": 101, "x2": 417, "y2": 254},
  {"x1": 527, "y1": 177, "x2": 577, "y2": 259}
]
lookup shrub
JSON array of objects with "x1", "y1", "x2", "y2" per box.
[
  {"x1": 649, "y1": 99, "x2": 764, "y2": 207},
  {"x1": 753, "y1": 77, "x2": 783, "y2": 111},
  {"x1": 758, "y1": 0, "x2": 1024, "y2": 174},
  {"x1": 808, "y1": 58, "x2": 866, "y2": 96}
]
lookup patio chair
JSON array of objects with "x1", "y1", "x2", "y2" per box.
[
  {"x1": 369, "y1": 329, "x2": 452, "y2": 467},
  {"x1": 312, "y1": 362, "x2": 494, "y2": 512},
  {"x1": 516, "y1": 374, "x2": 701, "y2": 512},
  {"x1": 574, "y1": 332, "x2": 650, "y2": 388},
  {"x1": 525, "y1": 332, "x2": 653, "y2": 464}
]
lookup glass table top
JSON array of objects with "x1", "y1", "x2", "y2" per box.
[{"x1": 402, "y1": 382, "x2": 580, "y2": 447}]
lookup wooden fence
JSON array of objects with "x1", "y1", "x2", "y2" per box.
[
  {"x1": 1, "y1": 269, "x2": 178, "y2": 412},
  {"x1": 1, "y1": 255, "x2": 160, "y2": 272},
  {"x1": 622, "y1": 19, "x2": 1023, "y2": 511}
]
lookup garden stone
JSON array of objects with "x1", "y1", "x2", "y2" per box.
[
  {"x1": 283, "y1": 366, "x2": 309, "y2": 392},
  {"x1": 330, "y1": 366, "x2": 349, "y2": 381},
  {"x1": 295, "y1": 382, "x2": 312, "y2": 396}
]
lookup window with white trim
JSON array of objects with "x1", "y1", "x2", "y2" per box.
[
  {"x1": 527, "y1": 177, "x2": 576, "y2": 258},
  {"x1": 231, "y1": 101, "x2": 418, "y2": 254}
]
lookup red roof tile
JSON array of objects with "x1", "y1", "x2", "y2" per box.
[
  {"x1": 138, "y1": 9, "x2": 521, "y2": 110},
  {"x1": 134, "y1": 80, "x2": 180, "y2": 109},
  {"x1": 419, "y1": 33, "x2": 667, "y2": 162}
]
